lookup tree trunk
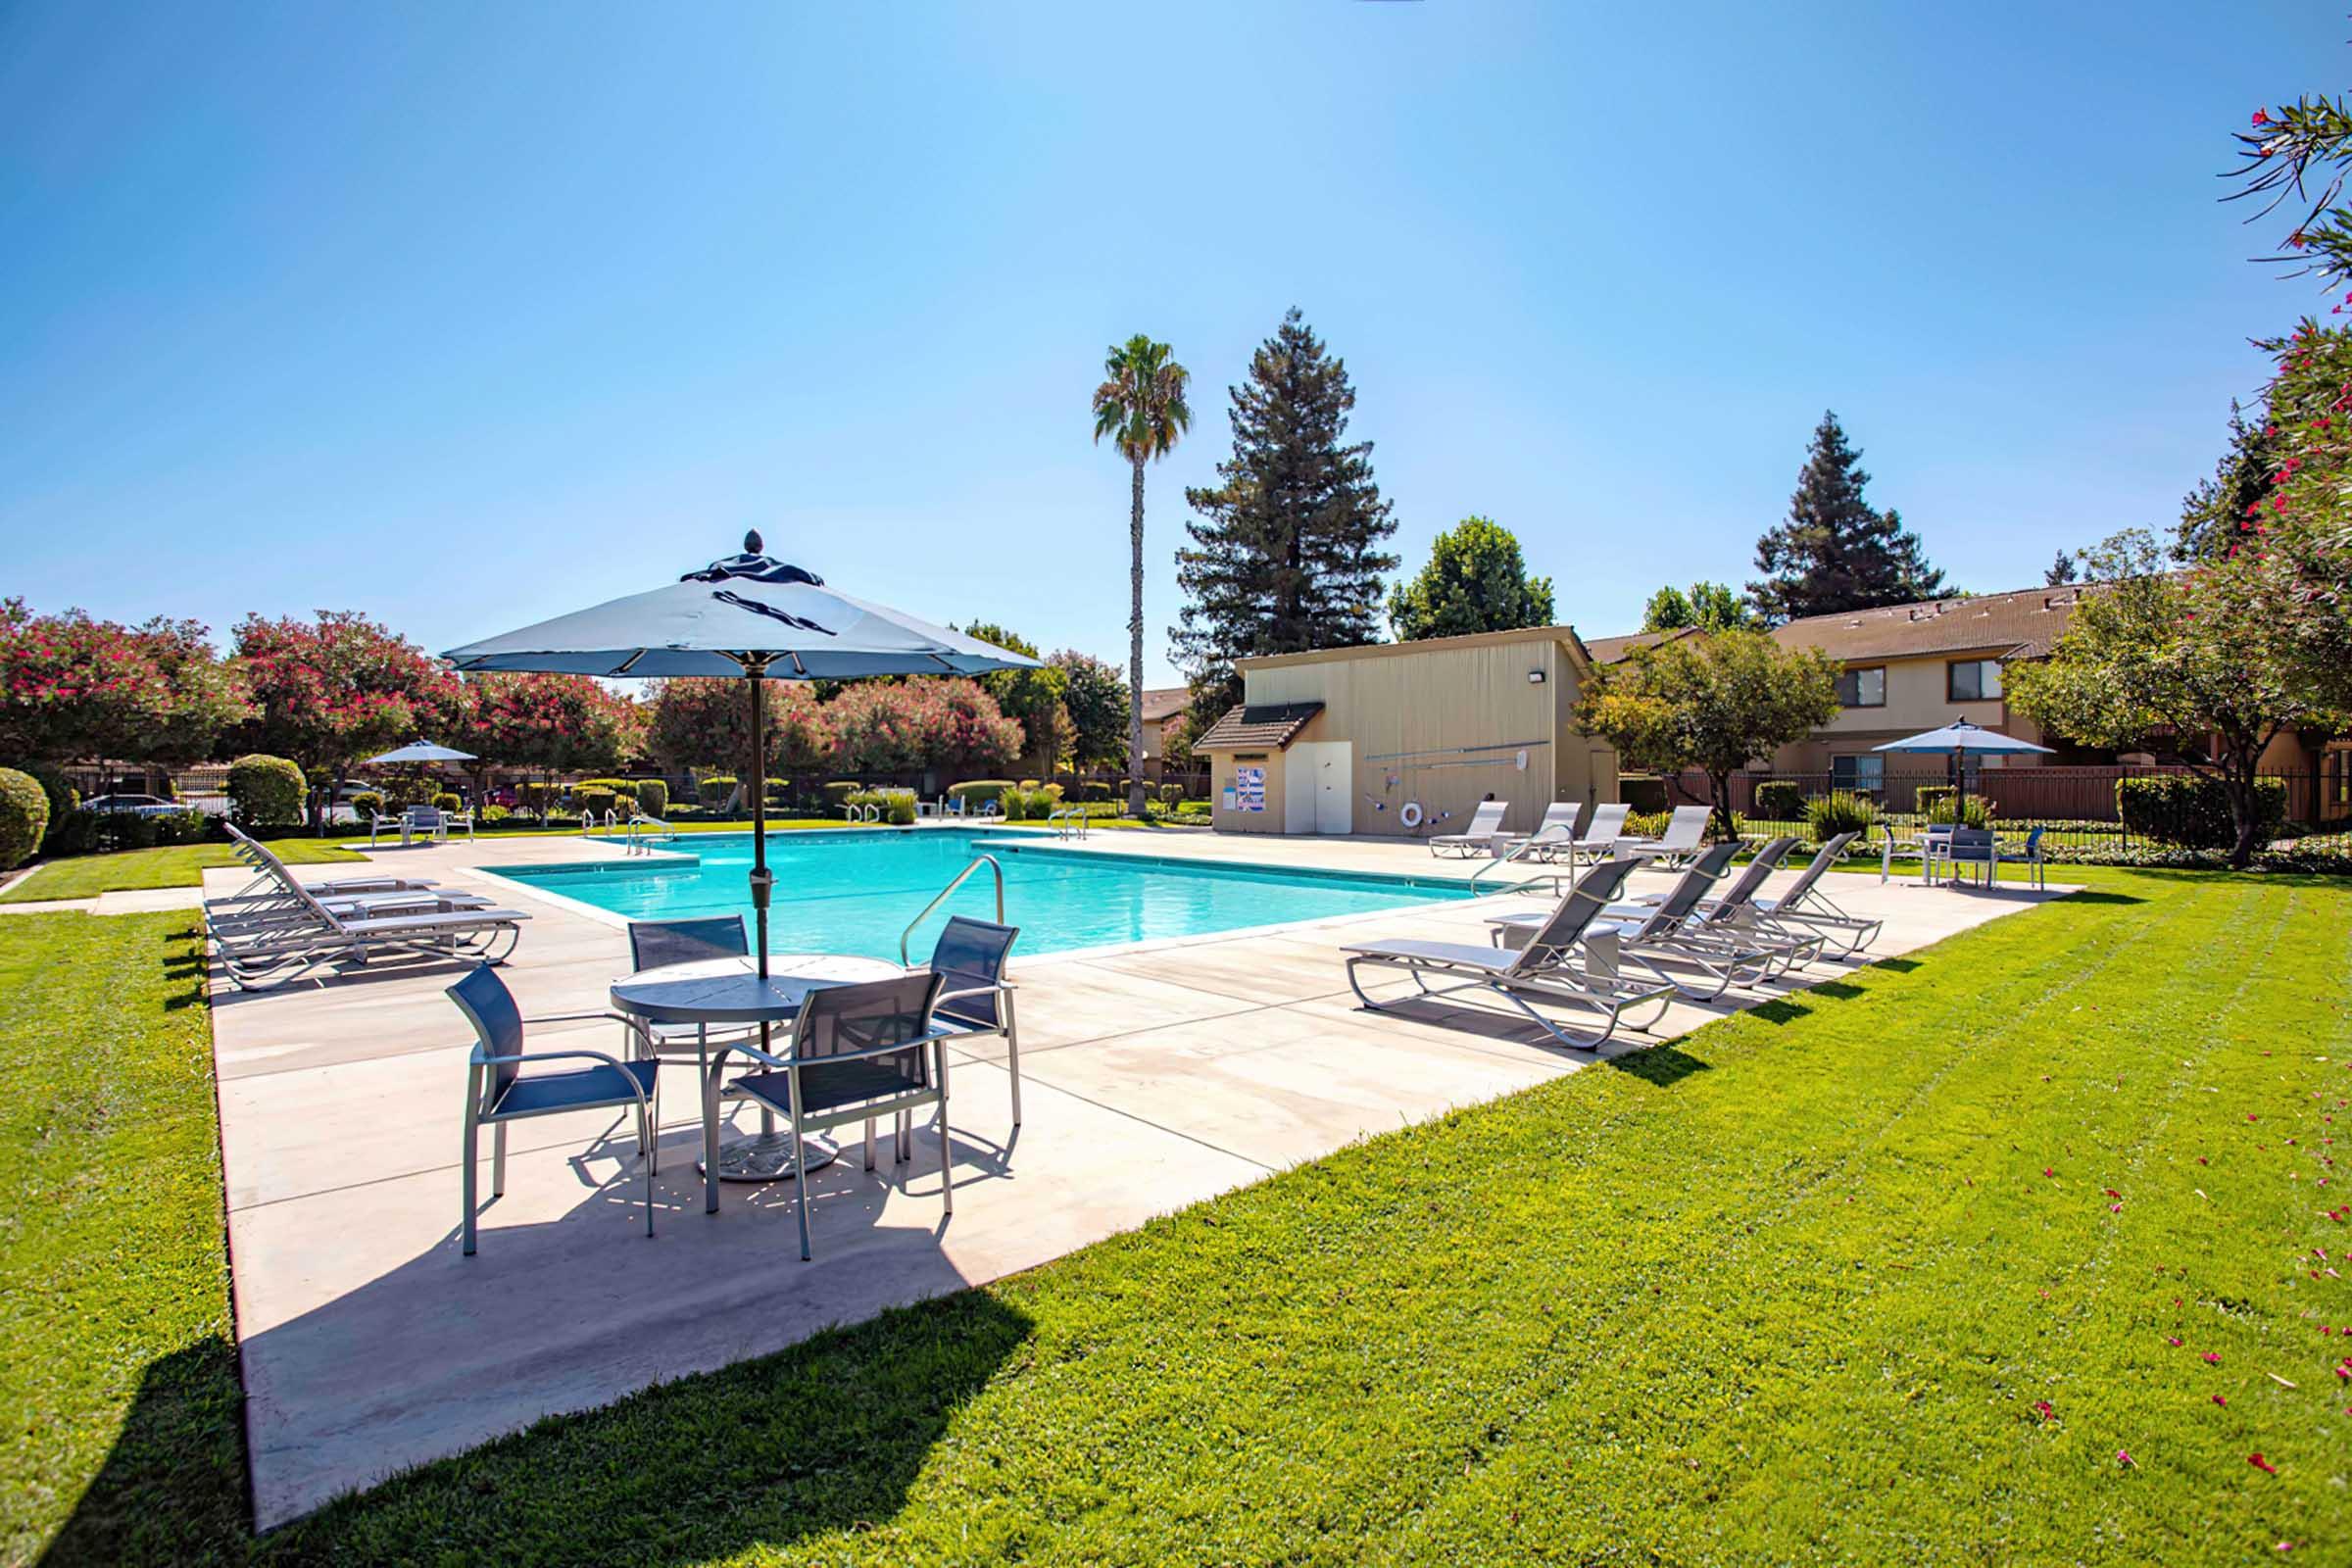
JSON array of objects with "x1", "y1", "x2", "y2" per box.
[
  {"x1": 1707, "y1": 770, "x2": 1736, "y2": 843},
  {"x1": 1127, "y1": 454, "x2": 1149, "y2": 820},
  {"x1": 2228, "y1": 763, "x2": 2260, "y2": 870}
]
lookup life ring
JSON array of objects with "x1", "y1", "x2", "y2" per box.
[{"x1": 1399, "y1": 801, "x2": 1425, "y2": 829}]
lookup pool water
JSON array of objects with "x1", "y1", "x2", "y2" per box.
[{"x1": 496, "y1": 828, "x2": 1472, "y2": 961}]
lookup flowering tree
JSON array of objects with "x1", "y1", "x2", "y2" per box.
[
  {"x1": 828, "y1": 679, "x2": 1021, "y2": 775},
  {"x1": 1573, "y1": 629, "x2": 1840, "y2": 841},
  {"x1": 2007, "y1": 529, "x2": 2350, "y2": 867},
  {"x1": 646, "y1": 677, "x2": 834, "y2": 784},
  {"x1": 227, "y1": 612, "x2": 455, "y2": 826},
  {"x1": 448, "y1": 673, "x2": 643, "y2": 810},
  {"x1": 0, "y1": 599, "x2": 251, "y2": 765},
  {"x1": 1049, "y1": 651, "x2": 1129, "y2": 771}
]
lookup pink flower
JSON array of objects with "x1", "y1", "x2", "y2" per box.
[{"x1": 2250, "y1": 1452, "x2": 2278, "y2": 1475}]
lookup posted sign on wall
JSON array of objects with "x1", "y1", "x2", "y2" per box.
[{"x1": 1234, "y1": 765, "x2": 1265, "y2": 812}]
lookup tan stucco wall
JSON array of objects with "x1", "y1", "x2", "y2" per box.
[
  {"x1": 1209, "y1": 634, "x2": 1612, "y2": 838},
  {"x1": 1209, "y1": 746, "x2": 1289, "y2": 834},
  {"x1": 1770, "y1": 653, "x2": 2048, "y2": 772}
]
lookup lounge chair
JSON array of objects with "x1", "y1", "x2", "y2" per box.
[
  {"x1": 1550, "y1": 801, "x2": 1631, "y2": 867},
  {"x1": 1428, "y1": 800, "x2": 1510, "y2": 858},
  {"x1": 220, "y1": 822, "x2": 439, "y2": 903},
  {"x1": 1495, "y1": 801, "x2": 1583, "y2": 860},
  {"x1": 1704, "y1": 832, "x2": 1882, "y2": 956},
  {"x1": 713, "y1": 972, "x2": 959, "y2": 1260},
  {"x1": 210, "y1": 875, "x2": 530, "y2": 991},
  {"x1": 1490, "y1": 842, "x2": 1780, "y2": 1003},
  {"x1": 1614, "y1": 805, "x2": 1713, "y2": 868},
  {"x1": 1342, "y1": 857, "x2": 1676, "y2": 1049},
  {"x1": 451, "y1": 964, "x2": 660, "y2": 1255}
]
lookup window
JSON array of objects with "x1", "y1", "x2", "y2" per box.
[
  {"x1": 1831, "y1": 754, "x2": 1884, "y2": 793},
  {"x1": 1947, "y1": 659, "x2": 2004, "y2": 702},
  {"x1": 1836, "y1": 665, "x2": 1886, "y2": 708}
]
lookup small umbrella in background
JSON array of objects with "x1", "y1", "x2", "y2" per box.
[
  {"x1": 361, "y1": 741, "x2": 478, "y2": 765},
  {"x1": 1874, "y1": 720, "x2": 2055, "y2": 882}
]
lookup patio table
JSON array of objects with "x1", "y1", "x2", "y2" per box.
[{"x1": 609, "y1": 953, "x2": 901, "y2": 1213}]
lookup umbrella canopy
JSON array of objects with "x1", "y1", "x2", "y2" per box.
[
  {"x1": 439, "y1": 535, "x2": 1039, "y2": 992},
  {"x1": 362, "y1": 740, "x2": 477, "y2": 765},
  {"x1": 1871, "y1": 720, "x2": 2055, "y2": 760},
  {"x1": 442, "y1": 535, "x2": 1036, "y2": 681}
]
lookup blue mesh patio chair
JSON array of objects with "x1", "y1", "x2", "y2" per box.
[
  {"x1": 627, "y1": 915, "x2": 761, "y2": 1130},
  {"x1": 451, "y1": 963, "x2": 660, "y2": 1255},
  {"x1": 720, "y1": 971, "x2": 955, "y2": 1260},
  {"x1": 915, "y1": 916, "x2": 1022, "y2": 1125}
]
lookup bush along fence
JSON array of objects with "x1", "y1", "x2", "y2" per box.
[{"x1": 1639, "y1": 764, "x2": 2348, "y2": 858}]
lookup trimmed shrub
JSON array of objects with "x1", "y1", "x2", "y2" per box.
[
  {"x1": 0, "y1": 767, "x2": 51, "y2": 871},
  {"x1": 635, "y1": 780, "x2": 669, "y2": 817},
  {"x1": 950, "y1": 779, "x2": 1014, "y2": 808},
  {"x1": 1751, "y1": 780, "x2": 1804, "y2": 821},
  {"x1": 1080, "y1": 780, "x2": 1112, "y2": 802},
  {"x1": 844, "y1": 787, "x2": 917, "y2": 826},
  {"x1": 1157, "y1": 782, "x2": 1184, "y2": 807},
  {"x1": 227, "y1": 754, "x2": 306, "y2": 827},
  {"x1": 576, "y1": 776, "x2": 632, "y2": 794},
  {"x1": 822, "y1": 782, "x2": 861, "y2": 810},
  {"x1": 1924, "y1": 794, "x2": 1993, "y2": 828},
  {"x1": 515, "y1": 780, "x2": 556, "y2": 817},
  {"x1": 480, "y1": 804, "x2": 512, "y2": 824},
  {"x1": 28, "y1": 764, "x2": 78, "y2": 829},
  {"x1": 574, "y1": 786, "x2": 618, "y2": 820},
  {"x1": 697, "y1": 774, "x2": 738, "y2": 808},
  {"x1": 150, "y1": 808, "x2": 209, "y2": 846},
  {"x1": 432, "y1": 792, "x2": 464, "y2": 815},
  {"x1": 2116, "y1": 774, "x2": 2286, "y2": 850},
  {"x1": 349, "y1": 790, "x2": 386, "y2": 820},
  {"x1": 1805, "y1": 789, "x2": 1881, "y2": 843}
]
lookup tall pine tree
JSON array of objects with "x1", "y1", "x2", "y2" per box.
[
  {"x1": 2174, "y1": 401, "x2": 2275, "y2": 563},
  {"x1": 1747, "y1": 412, "x2": 1944, "y2": 623},
  {"x1": 1172, "y1": 308, "x2": 1398, "y2": 719}
]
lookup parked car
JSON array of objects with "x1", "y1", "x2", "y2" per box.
[{"x1": 81, "y1": 793, "x2": 186, "y2": 816}]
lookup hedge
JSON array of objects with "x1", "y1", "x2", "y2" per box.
[
  {"x1": 1805, "y1": 790, "x2": 1880, "y2": 842},
  {"x1": 574, "y1": 786, "x2": 619, "y2": 820},
  {"x1": 1751, "y1": 780, "x2": 1804, "y2": 821},
  {"x1": 2116, "y1": 774, "x2": 2285, "y2": 850},
  {"x1": 949, "y1": 779, "x2": 1014, "y2": 807},
  {"x1": 227, "y1": 754, "x2": 306, "y2": 827},
  {"x1": 697, "y1": 774, "x2": 738, "y2": 807},
  {"x1": 0, "y1": 767, "x2": 51, "y2": 871},
  {"x1": 349, "y1": 790, "x2": 386, "y2": 819},
  {"x1": 635, "y1": 780, "x2": 669, "y2": 817}
]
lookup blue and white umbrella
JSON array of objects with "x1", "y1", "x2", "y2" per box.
[
  {"x1": 362, "y1": 740, "x2": 477, "y2": 765},
  {"x1": 1873, "y1": 719, "x2": 2054, "y2": 819},
  {"x1": 442, "y1": 533, "x2": 1038, "y2": 980}
]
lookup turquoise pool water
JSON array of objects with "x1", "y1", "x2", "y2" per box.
[{"x1": 496, "y1": 828, "x2": 1471, "y2": 960}]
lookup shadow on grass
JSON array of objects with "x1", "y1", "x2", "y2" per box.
[
  {"x1": 37, "y1": 1341, "x2": 249, "y2": 1568},
  {"x1": 1604, "y1": 1045, "x2": 1709, "y2": 1087},
  {"x1": 2057, "y1": 890, "x2": 2148, "y2": 906}
]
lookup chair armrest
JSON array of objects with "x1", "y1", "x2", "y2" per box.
[
  {"x1": 469, "y1": 1048, "x2": 653, "y2": 1102},
  {"x1": 523, "y1": 1009, "x2": 641, "y2": 1028},
  {"x1": 934, "y1": 980, "x2": 1015, "y2": 1008},
  {"x1": 785, "y1": 1028, "x2": 963, "y2": 1067}
]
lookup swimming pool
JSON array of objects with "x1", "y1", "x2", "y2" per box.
[{"x1": 494, "y1": 828, "x2": 1472, "y2": 960}]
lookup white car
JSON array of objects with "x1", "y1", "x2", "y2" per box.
[{"x1": 81, "y1": 793, "x2": 186, "y2": 816}]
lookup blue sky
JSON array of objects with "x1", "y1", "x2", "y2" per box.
[{"x1": 0, "y1": 2, "x2": 2329, "y2": 686}]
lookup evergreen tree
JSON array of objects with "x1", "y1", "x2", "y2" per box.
[
  {"x1": 2043, "y1": 550, "x2": 2080, "y2": 586},
  {"x1": 1747, "y1": 412, "x2": 1945, "y2": 622},
  {"x1": 1388, "y1": 515, "x2": 1553, "y2": 641},
  {"x1": 1172, "y1": 308, "x2": 1398, "y2": 711},
  {"x1": 2174, "y1": 402, "x2": 2276, "y2": 562}
]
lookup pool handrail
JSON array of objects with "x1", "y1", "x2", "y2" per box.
[{"x1": 900, "y1": 854, "x2": 1005, "y2": 966}]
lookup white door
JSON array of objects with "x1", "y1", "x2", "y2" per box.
[{"x1": 1314, "y1": 744, "x2": 1352, "y2": 834}]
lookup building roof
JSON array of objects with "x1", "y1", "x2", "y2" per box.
[
  {"x1": 1192, "y1": 702, "x2": 1325, "y2": 753},
  {"x1": 1580, "y1": 628, "x2": 1693, "y2": 665},
  {"x1": 1138, "y1": 686, "x2": 1190, "y2": 723},
  {"x1": 1769, "y1": 584, "x2": 2090, "y2": 663},
  {"x1": 1234, "y1": 622, "x2": 1591, "y2": 674}
]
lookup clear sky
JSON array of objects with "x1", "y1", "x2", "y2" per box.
[{"x1": 0, "y1": 2, "x2": 2330, "y2": 686}]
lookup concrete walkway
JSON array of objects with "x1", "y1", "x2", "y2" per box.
[{"x1": 205, "y1": 826, "x2": 2065, "y2": 1527}]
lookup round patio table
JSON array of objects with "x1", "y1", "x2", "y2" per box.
[{"x1": 609, "y1": 954, "x2": 901, "y2": 1207}]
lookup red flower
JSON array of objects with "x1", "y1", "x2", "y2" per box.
[{"x1": 2250, "y1": 1452, "x2": 2278, "y2": 1475}]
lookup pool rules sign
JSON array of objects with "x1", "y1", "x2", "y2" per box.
[{"x1": 1232, "y1": 765, "x2": 1265, "y2": 813}]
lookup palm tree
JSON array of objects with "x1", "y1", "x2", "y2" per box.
[{"x1": 1092, "y1": 334, "x2": 1191, "y2": 818}]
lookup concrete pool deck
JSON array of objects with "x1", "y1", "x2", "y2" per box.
[{"x1": 204, "y1": 824, "x2": 2066, "y2": 1527}]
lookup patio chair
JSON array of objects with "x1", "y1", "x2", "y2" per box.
[
  {"x1": 1704, "y1": 831, "x2": 1882, "y2": 956},
  {"x1": 1428, "y1": 800, "x2": 1510, "y2": 858},
  {"x1": 1615, "y1": 805, "x2": 1713, "y2": 868},
  {"x1": 1942, "y1": 826, "x2": 1996, "y2": 887},
  {"x1": 451, "y1": 964, "x2": 661, "y2": 1255},
  {"x1": 1551, "y1": 802, "x2": 1631, "y2": 867},
  {"x1": 1491, "y1": 842, "x2": 1777, "y2": 1002},
  {"x1": 210, "y1": 877, "x2": 531, "y2": 991},
  {"x1": 717, "y1": 971, "x2": 957, "y2": 1260},
  {"x1": 404, "y1": 804, "x2": 474, "y2": 843},
  {"x1": 626, "y1": 916, "x2": 763, "y2": 1126},
  {"x1": 1496, "y1": 801, "x2": 1583, "y2": 860},
  {"x1": 1999, "y1": 825, "x2": 2048, "y2": 890},
  {"x1": 219, "y1": 822, "x2": 439, "y2": 903},
  {"x1": 914, "y1": 915, "x2": 1023, "y2": 1126},
  {"x1": 1342, "y1": 857, "x2": 1677, "y2": 1050}
]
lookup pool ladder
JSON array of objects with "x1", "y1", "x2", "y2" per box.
[
  {"x1": 622, "y1": 812, "x2": 677, "y2": 856},
  {"x1": 1046, "y1": 805, "x2": 1090, "y2": 840},
  {"x1": 901, "y1": 854, "x2": 1004, "y2": 964}
]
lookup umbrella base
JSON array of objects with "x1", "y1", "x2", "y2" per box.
[{"x1": 703, "y1": 1130, "x2": 841, "y2": 1183}]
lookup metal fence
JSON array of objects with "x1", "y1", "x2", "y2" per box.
[{"x1": 1640, "y1": 764, "x2": 2352, "y2": 855}]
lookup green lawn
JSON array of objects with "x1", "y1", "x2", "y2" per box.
[
  {"x1": 0, "y1": 839, "x2": 364, "y2": 904},
  {"x1": 11, "y1": 868, "x2": 2351, "y2": 1564}
]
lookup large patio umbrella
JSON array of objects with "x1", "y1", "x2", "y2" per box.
[
  {"x1": 1873, "y1": 719, "x2": 2054, "y2": 820},
  {"x1": 441, "y1": 532, "x2": 1038, "y2": 972},
  {"x1": 361, "y1": 740, "x2": 477, "y2": 765}
]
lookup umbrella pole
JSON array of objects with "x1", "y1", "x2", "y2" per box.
[{"x1": 746, "y1": 660, "x2": 772, "y2": 979}]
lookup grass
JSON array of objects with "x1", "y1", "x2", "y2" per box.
[
  {"x1": 11, "y1": 867, "x2": 2352, "y2": 1563},
  {"x1": 0, "y1": 839, "x2": 363, "y2": 903}
]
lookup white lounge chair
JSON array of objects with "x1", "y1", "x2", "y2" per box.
[
  {"x1": 1614, "y1": 805, "x2": 1713, "y2": 868},
  {"x1": 1702, "y1": 831, "x2": 1881, "y2": 955},
  {"x1": 1549, "y1": 802, "x2": 1631, "y2": 867},
  {"x1": 1491, "y1": 842, "x2": 1782, "y2": 1002},
  {"x1": 1495, "y1": 801, "x2": 1583, "y2": 859},
  {"x1": 1342, "y1": 857, "x2": 1675, "y2": 1049},
  {"x1": 1427, "y1": 800, "x2": 1510, "y2": 858},
  {"x1": 220, "y1": 822, "x2": 439, "y2": 904},
  {"x1": 211, "y1": 874, "x2": 530, "y2": 991}
]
